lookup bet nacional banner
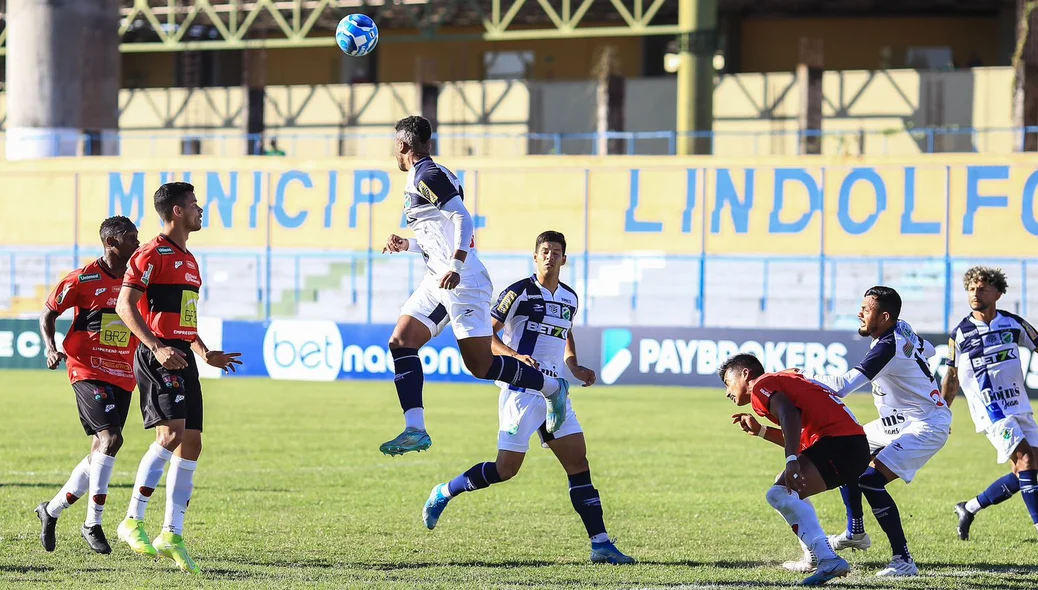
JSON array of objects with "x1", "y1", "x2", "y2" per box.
[{"x1": 2, "y1": 155, "x2": 1038, "y2": 256}]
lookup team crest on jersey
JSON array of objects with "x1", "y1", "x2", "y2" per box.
[
  {"x1": 157, "y1": 246, "x2": 174, "y2": 255},
  {"x1": 1001, "y1": 427, "x2": 1012, "y2": 440},
  {"x1": 79, "y1": 273, "x2": 101, "y2": 283},
  {"x1": 562, "y1": 307, "x2": 572, "y2": 321},
  {"x1": 546, "y1": 303, "x2": 561, "y2": 318}
]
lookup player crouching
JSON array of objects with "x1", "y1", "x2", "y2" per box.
[{"x1": 721, "y1": 353, "x2": 870, "y2": 586}]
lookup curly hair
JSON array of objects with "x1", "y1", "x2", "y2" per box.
[
  {"x1": 963, "y1": 265, "x2": 1008, "y2": 294},
  {"x1": 99, "y1": 215, "x2": 135, "y2": 241}
]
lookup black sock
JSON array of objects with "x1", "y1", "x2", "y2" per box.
[
  {"x1": 487, "y1": 355, "x2": 545, "y2": 390},
  {"x1": 391, "y1": 347, "x2": 423, "y2": 412},
  {"x1": 447, "y1": 462, "x2": 502, "y2": 496},
  {"x1": 568, "y1": 471, "x2": 607, "y2": 541}
]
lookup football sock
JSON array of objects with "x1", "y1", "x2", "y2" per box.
[
  {"x1": 46, "y1": 455, "x2": 91, "y2": 518},
  {"x1": 568, "y1": 471, "x2": 608, "y2": 543},
  {"x1": 85, "y1": 452, "x2": 117, "y2": 527},
  {"x1": 765, "y1": 485, "x2": 838, "y2": 561},
  {"x1": 164, "y1": 456, "x2": 197, "y2": 535},
  {"x1": 445, "y1": 462, "x2": 502, "y2": 497},
  {"x1": 391, "y1": 348, "x2": 424, "y2": 424},
  {"x1": 128, "y1": 442, "x2": 172, "y2": 520},
  {"x1": 968, "y1": 472, "x2": 1020, "y2": 513},
  {"x1": 486, "y1": 355, "x2": 561, "y2": 396},
  {"x1": 840, "y1": 483, "x2": 866, "y2": 535},
  {"x1": 859, "y1": 467, "x2": 910, "y2": 560},
  {"x1": 1018, "y1": 470, "x2": 1038, "y2": 525}
]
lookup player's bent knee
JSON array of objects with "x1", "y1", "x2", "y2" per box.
[
  {"x1": 765, "y1": 484, "x2": 790, "y2": 508},
  {"x1": 858, "y1": 467, "x2": 889, "y2": 491},
  {"x1": 95, "y1": 431, "x2": 123, "y2": 455},
  {"x1": 497, "y1": 464, "x2": 520, "y2": 481}
]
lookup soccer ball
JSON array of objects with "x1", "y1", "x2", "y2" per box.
[{"x1": 336, "y1": 14, "x2": 379, "y2": 57}]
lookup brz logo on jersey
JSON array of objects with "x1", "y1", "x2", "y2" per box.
[{"x1": 601, "y1": 329, "x2": 633, "y2": 385}]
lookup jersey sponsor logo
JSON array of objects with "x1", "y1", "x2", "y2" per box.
[
  {"x1": 95, "y1": 287, "x2": 108, "y2": 296},
  {"x1": 417, "y1": 180, "x2": 440, "y2": 204},
  {"x1": 99, "y1": 312, "x2": 132, "y2": 348},
  {"x1": 157, "y1": 246, "x2": 174, "y2": 255},
  {"x1": 180, "y1": 291, "x2": 199, "y2": 328},
  {"x1": 980, "y1": 385, "x2": 1023, "y2": 407},
  {"x1": 880, "y1": 408, "x2": 907, "y2": 434},
  {"x1": 175, "y1": 261, "x2": 184, "y2": 269},
  {"x1": 546, "y1": 303, "x2": 561, "y2": 318},
  {"x1": 106, "y1": 297, "x2": 118, "y2": 307},
  {"x1": 89, "y1": 356, "x2": 133, "y2": 377},
  {"x1": 496, "y1": 290, "x2": 518, "y2": 315},
  {"x1": 184, "y1": 272, "x2": 200, "y2": 285},
  {"x1": 141, "y1": 263, "x2": 154, "y2": 286},
  {"x1": 187, "y1": 261, "x2": 197, "y2": 270},
  {"x1": 981, "y1": 330, "x2": 1014, "y2": 346},
  {"x1": 970, "y1": 347, "x2": 1018, "y2": 368},
  {"x1": 525, "y1": 320, "x2": 568, "y2": 339},
  {"x1": 1024, "y1": 321, "x2": 1038, "y2": 341},
  {"x1": 79, "y1": 273, "x2": 101, "y2": 283},
  {"x1": 758, "y1": 387, "x2": 772, "y2": 399}
]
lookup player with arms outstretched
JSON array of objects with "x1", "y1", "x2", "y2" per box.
[
  {"x1": 722, "y1": 353, "x2": 870, "y2": 586},
  {"x1": 943, "y1": 266, "x2": 1038, "y2": 539},
  {"x1": 420, "y1": 231, "x2": 634, "y2": 564},
  {"x1": 34, "y1": 216, "x2": 140, "y2": 555},
  {"x1": 114, "y1": 182, "x2": 241, "y2": 574},
  {"x1": 379, "y1": 116, "x2": 571, "y2": 456},
  {"x1": 796, "y1": 287, "x2": 950, "y2": 577}
]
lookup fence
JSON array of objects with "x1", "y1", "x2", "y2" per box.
[{"x1": 3, "y1": 126, "x2": 1038, "y2": 159}]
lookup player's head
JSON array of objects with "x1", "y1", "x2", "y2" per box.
[
  {"x1": 718, "y1": 353, "x2": 765, "y2": 406},
  {"x1": 963, "y1": 265, "x2": 1007, "y2": 312},
  {"x1": 154, "y1": 182, "x2": 202, "y2": 231},
  {"x1": 394, "y1": 115, "x2": 433, "y2": 172},
  {"x1": 98, "y1": 216, "x2": 140, "y2": 260},
  {"x1": 534, "y1": 230, "x2": 567, "y2": 277},
  {"x1": 859, "y1": 286, "x2": 901, "y2": 337}
]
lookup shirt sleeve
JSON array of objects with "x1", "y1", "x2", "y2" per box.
[
  {"x1": 808, "y1": 369, "x2": 870, "y2": 398},
  {"x1": 414, "y1": 166, "x2": 461, "y2": 210},
  {"x1": 491, "y1": 283, "x2": 522, "y2": 322},
  {"x1": 1017, "y1": 318, "x2": 1038, "y2": 351},
  {"x1": 855, "y1": 337, "x2": 897, "y2": 380},
  {"x1": 946, "y1": 335, "x2": 958, "y2": 368},
  {"x1": 45, "y1": 273, "x2": 78, "y2": 314},
  {"x1": 123, "y1": 248, "x2": 159, "y2": 292}
]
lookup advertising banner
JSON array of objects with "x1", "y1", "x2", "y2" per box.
[{"x1": 0, "y1": 318, "x2": 71, "y2": 370}]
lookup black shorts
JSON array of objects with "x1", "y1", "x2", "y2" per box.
[
  {"x1": 134, "y1": 339, "x2": 203, "y2": 432},
  {"x1": 72, "y1": 380, "x2": 133, "y2": 436},
  {"x1": 801, "y1": 434, "x2": 871, "y2": 490}
]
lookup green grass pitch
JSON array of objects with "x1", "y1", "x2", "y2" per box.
[{"x1": 1, "y1": 370, "x2": 1036, "y2": 588}]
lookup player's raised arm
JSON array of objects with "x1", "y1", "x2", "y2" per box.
[{"x1": 565, "y1": 329, "x2": 596, "y2": 387}]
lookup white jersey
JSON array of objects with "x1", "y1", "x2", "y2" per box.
[
  {"x1": 491, "y1": 275, "x2": 578, "y2": 388},
  {"x1": 403, "y1": 156, "x2": 487, "y2": 278},
  {"x1": 855, "y1": 320, "x2": 952, "y2": 432},
  {"x1": 949, "y1": 310, "x2": 1038, "y2": 432}
]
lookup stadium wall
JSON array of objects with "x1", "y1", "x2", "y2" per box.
[{"x1": 0, "y1": 67, "x2": 1019, "y2": 158}]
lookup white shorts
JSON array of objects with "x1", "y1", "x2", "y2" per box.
[
  {"x1": 497, "y1": 386, "x2": 582, "y2": 453},
  {"x1": 985, "y1": 414, "x2": 1038, "y2": 464},
  {"x1": 400, "y1": 271, "x2": 494, "y2": 340},
  {"x1": 864, "y1": 418, "x2": 949, "y2": 483}
]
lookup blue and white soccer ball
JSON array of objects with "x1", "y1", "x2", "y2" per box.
[{"x1": 336, "y1": 14, "x2": 379, "y2": 57}]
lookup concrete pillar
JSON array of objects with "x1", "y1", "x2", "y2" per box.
[
  {"x1": 676, "y1": 0, "x2": 718, "y2": 156},
  {"x1": 797, "y1": 38, "x2": 824, "y2": 155},
  {"x1": 80, "y1": 0, "x2": 121, "y2": 156},
  {"x1": 5, "y1": 0, "x2": 87, "y2": 159}
]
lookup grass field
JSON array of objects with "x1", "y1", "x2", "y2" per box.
[{"x1": 1, "y1": 370, "x2": 1036, "y2": 589}]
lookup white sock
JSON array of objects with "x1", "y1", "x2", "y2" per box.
[
  {"x1": 539, "y1": 376, "x2": 560, "y2": 397},
  {"x1": 164, "y1": 456, "x2": 197, "y2": 535},
  {"x1": 127, "y1": 442, "x2": 173, "y2": 520},
  {"x1": 765, "y1": 485, "x2": 838, "y2": 561},
  {"x1": 85, "y1": 452, "x2": 117, "y2": 527},
  {"x1": 404, "y1": 408, "x2": 425, "y2": 431},
  {"x1": 46, "y1": 455, "x2": 91, "y2": 518},
  {"x1": 965, "y1": 497, "x2": 983, "y2": 514}
]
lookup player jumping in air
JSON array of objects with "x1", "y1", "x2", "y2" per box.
[
  {"x1": 722, "y1": 353, "x2": 870, "y2": 586},
  {"x1": 420, "y1": 231, "x2": 635, "y2": 564},
  {"x1": 35, "y1": 216, "x2": 140, "y2": 555},
  {"x1": 796, "y1": 287, "x2": 950, "y2": 577},
  {"x1": 943, "y1": 266, "x2": 1038, "y2": 539},
  {"x1": 379, "y1": 115, "x2": 571, "y2": 456},
  {"x1": 115, "y1": 182, "x2": 242, "y2": 574}
]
